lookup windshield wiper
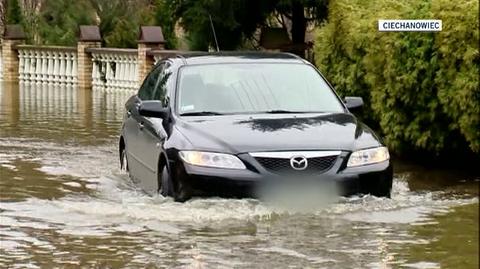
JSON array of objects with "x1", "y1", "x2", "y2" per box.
[
  {"x1": 180, "y1": 111, "x2": 225, "y2": 116},
  {"x1": 262, "y1": 110, "x2": 310, "y2": 114}
]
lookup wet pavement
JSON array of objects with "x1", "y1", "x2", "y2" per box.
[{"x1": 0, "y1": 83, "x2": 478, "y2": 268}]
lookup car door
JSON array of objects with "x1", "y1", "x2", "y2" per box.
[
  {"x1": 122, "y1": 94, "x2": 141, "y2": 184},
  {"x1": 125, "y1": 65, "x2": 163, "y2": 188},
  {"x1": 135, "y1": 62, "x2": 172, "y2": 193}
]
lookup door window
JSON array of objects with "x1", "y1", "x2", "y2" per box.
[
  {"x1": 152, "y1": 62, "x2": 172, "y2": 106},
  {"x1": 138, "y1": 65, "x2": 163, "y2": 100}
]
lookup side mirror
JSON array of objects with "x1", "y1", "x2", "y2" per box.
[
  {"x1": 344, "y1": 96, "x2": 364, "y2": 110},
  {"x1": 138, "y1": 100, "x2": 170, "y2": 119}
]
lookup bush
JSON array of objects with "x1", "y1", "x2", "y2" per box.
[
  {"x1": 432, "y1": 0, "x2": 480, "y2": 152},
  {"x1": 315, "y1": 0, "x2": 479, "y2": 154}
]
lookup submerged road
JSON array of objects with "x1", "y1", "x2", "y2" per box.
[{"x1": 0, "y1": 83, "x2": 478, "y2": 268}]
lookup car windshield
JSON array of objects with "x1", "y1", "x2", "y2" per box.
[{"x1": 177, "y1": 63, "x2": 344, "y2": 115}]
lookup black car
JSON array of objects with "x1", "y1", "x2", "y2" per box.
[{"x1": 119, "y1": 52, "x2": 393, "y2": 201}]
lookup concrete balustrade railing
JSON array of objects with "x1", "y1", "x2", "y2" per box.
[
  {"x1": 88, "y1": 48, "x2": 138, "y2": 91},
  {"x1": 1, "y1": 25, "x2": 168, "y2": 91},
  {"x1": 16, "y1": 45, "x2": 78, "y2": 85}
]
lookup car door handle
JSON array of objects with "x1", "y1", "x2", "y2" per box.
[{"x1": 138, "y1": 122, "x2": 144, "y2": 130}]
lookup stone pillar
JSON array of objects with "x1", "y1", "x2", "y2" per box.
[
  {"x1": 2, "y1": 25, "x2": 26, "y2": 83},
  {"x1": 137, "y1": 26, "x2": 165, "y2": 86},
  {"x1": 77, "y1": 25, "x2": 101, "y2": 90}
]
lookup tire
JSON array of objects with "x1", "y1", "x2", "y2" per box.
[
  {"x1": 370, "y1": 179, "x2": 392, "y2": 198},
  {"x1": 371, "y1": 188, "x2": 391, "y2": 198},
  {"x1": 159, "y1": 166, "x2": 173, "y2": 197},
  {"x1": 159, "y1": 165, "x2": 192, "y2": 202},
  {"x1": 120, "y1": 148, "x2": 129, "y2": 172},
  {"x1": 173, "y1": 176, "x2": 193, "y2": 202},
  {"x1": 121, "y1": 148, "x2": 137, "y2": 184}
]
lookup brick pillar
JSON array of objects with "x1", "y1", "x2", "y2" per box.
[
  {"x1": 2, "y1": 25, "x2": 26, "y2": 83},
  {"x1": 77, "y1": 26, "x2": 101, "y2": 90},
  {"x1": 137, "y1": 26, "x2": 165, "y2": 86},
  {"x1": 77, "y1": 41, "x2": 100, "y2": 89},
  {"x1": 137, "y1": 43, "x2": 154, "y2": 85}
]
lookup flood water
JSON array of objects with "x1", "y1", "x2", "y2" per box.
[{"x1": 0, "y1": 83, "x2": 478, "y2": 268}]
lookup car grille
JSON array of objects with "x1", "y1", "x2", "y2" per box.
[{"x1": 255, "y1": 155, "x2": 337, "y2": 174}]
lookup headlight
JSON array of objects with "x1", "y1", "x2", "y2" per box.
[
  {"x1": 347, "y1": 146, "x2": 390, "y2": 167},
  {"x1": 179, "y1": 151, "x2": 246, "y2": 169}
]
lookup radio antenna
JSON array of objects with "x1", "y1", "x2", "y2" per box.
[{"x1": 209, "y1": 14, "x2": 220, "y2": 52}]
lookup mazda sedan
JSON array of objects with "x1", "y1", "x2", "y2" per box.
[{"x1": 119, "y1": 52, "x2": 393, "y2": 201}]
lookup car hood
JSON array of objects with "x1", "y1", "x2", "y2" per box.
[{"x1": 175, "y1": 113, "x2": 382, "y2": 154}]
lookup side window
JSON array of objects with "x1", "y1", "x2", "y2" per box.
[
  {"x1": 152, "y1": 62, "x2": 172, "y2": 106},
  {"x1": 138, "y1": 65, "x2": 163, "y2": 100}
]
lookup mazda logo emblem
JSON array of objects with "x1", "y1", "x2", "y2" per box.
[{"x1": 290, "y1": 156, "x2": 308, "y2": 170}]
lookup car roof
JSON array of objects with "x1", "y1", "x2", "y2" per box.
[{"x1": 170, "y1": 51, "x2": 306, "y2": 65}]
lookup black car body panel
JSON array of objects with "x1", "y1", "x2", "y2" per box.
[
  {"x1": 174, "y1": 113, "x2": 382, "y2": 153},
  {"x1": 119, "y1": 52, "x2": 393, "y2": 200}
]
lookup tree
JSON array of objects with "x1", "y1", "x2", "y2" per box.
[
  {"x1": 6, "y1": 0, "x2": 23, "y2": 24},
  {"x1": 174, "y1": 0, "x2": 275, "y2": 50},
  {"x1": 37, "y1": 0, "x2": 95, "y2": 45},
  {"x1": 0, "y1": 0, "x2": 6, "y2": 36},
  {"x1": 154, "y1": 0, "x2": 178, "y2": 49},
  {"x1": 20, "y1": 0, "x2": 43, "y2": 43},
  {"x1": 89, "y1": 0, "x2": 154, "y2": 48},
  {"x1": 172, "y1": 0, "x2": 328, "y2": 56},
  {"x1": 275, "y1": 0, "x2": 328, "y2": 57},
  {"x1": 32, "y1": 0, "x2": 158, "y2": 47}
]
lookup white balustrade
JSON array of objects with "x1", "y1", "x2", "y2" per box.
[
  {"x1": 16, "y1": 46, "x2": 77, "y2": 85},
  {"x1": 18, "y1": 49, "x2": 25, "y2": 81},
  {"x1": 90, "y1": 49, "x2": 138, "y2": 92},
  {"x1": 3, "y1": 45, "x2": 161, "y2": 91}
]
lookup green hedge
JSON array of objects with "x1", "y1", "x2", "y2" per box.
[{"x1": 315, "y1": 0, "x2": 479, "y2": 154}]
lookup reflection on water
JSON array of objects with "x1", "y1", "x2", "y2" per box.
[
  {"x1": 0, "y1": 82, "x2": 130, "y2": 144},
  {"x1": 401, "y1": 203, "x2": 479, "y2": 268},
  {"x1": 0, "y1": 82, "x2": 478, "y2": 268}
]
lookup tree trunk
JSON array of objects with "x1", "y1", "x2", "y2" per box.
[
  {"x1": 290, "y1": 1, "x2": 306, "y2": 58},
  {"x1": 0, "y1": 0, "x2": 5, "y2": 37}
]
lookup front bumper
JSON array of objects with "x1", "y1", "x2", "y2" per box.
[{"x1": 174, "y1": 151, "x2": 393, "y2": 198}]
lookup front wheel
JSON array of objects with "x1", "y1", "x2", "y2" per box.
[
  {"x1": 371, "y1": 187, "x2": 391, "y2": 198},
  {"x1": 159, "y1": 166, "x2": 173, "y2": 197},
  {"x1": 159, "y1": 166, "x2": 192, "y2": 202},
  {"x1": 369, "y1": 179, "x2": 392, "y2": 198}
]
